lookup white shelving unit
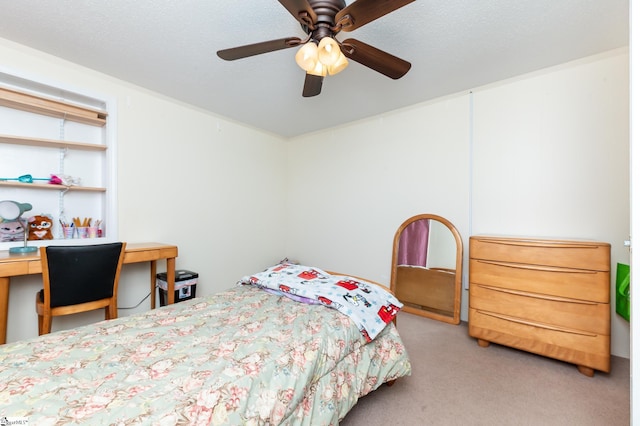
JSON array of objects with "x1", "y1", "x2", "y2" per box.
[{"x1": 0, "y1": 71, "x2": 116, "y2": 250}]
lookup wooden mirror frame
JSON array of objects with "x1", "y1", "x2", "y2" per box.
[{"x1": 390, "y1": 213, "x2": 463, "y2": 325}]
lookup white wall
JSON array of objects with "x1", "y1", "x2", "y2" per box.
[
  {"x1": 0, "y1": 38, "x2": 288, "y2": 342},
  {"x1": 472, "y1": 49, "x2": 630, "y2": 357},
  {"x1": 426, "y1": 220, "x2": 458, "y2": 270},
  {"x1": 287, "y1": 48, "x2": 630, "y2": 358},
  {"x1": 629, "y1": 1, "x2": 638, "y2": 419},
  {"x1": 286, "y1": 95, "x2": 471, "y2": 286},
  {"x1": 0, "y1": 37, "x2": 630, "y2": 359}
]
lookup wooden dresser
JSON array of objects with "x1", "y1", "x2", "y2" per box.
[{"x1": 468, "y1": 236, "x2": 611, "y2": 376}]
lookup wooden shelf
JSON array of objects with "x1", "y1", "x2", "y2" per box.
[
  {"x1": 0, "y1": 86, "x2": 107, "y2": 127},
  {"x1": 0, "y1": 181, "x2": 106, "y2": 192},
  {"x1": 0, "y1": 134, "x2": 106, "y2": 151}
]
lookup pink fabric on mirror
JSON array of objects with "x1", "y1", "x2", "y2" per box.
[{"x1": 397, "y1": 218, "x2": 429, "y2": 266}]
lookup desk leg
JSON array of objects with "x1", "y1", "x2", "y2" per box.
[
  {"x1": 150, "y1": 260, "x2": 157, "y2": 309},
  {"x1": 0, "y1": 277, "x2": 9, "y2": 345},
  {"x1": 167, "y1": 257, "x2": 176, "y2": 305}
]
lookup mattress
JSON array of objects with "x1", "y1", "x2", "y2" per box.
[{"x1": 0, "y1": 284, "x2": 411, "y2": 425}]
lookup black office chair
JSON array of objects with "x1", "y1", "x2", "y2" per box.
[{"x1": 36, "y1": 242, "x2": 126, "y2": 335}]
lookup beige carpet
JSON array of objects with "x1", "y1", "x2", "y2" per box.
[{"x1": 341, "y1": 312, "x2": 630, "y2": 426}]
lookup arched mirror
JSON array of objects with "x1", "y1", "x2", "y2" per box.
[{"x1": 390, "y1": 214, "x2": 463, "y2": 325}]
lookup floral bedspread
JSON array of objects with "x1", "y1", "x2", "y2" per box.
[
  {"x1": 238, "y1": 263, "x2": 403, "y2": 342},
  {"x1": 0, "y1": 285, "x2": 411, "y2": 425}
]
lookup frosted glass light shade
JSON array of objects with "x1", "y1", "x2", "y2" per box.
[
  {"x1": 318, "y1": 37, "x2": 341, "y2": 66},
  {"x1": 295, "y1": 42, "x2": 319, "y2": 72},
  {"x1": 328, "y1": 52, "x2": 348, "y2": 75},
  {"x1": 308, "y1": 61, "x2": 327, "y2": 77}
]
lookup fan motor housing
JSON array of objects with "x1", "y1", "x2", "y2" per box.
[
  {"x1": 310, "y1": 0, "x2": 346, "y2": 19},
  {"x1": 302, "y1": 0, "x2": 346, "y2": 39}
]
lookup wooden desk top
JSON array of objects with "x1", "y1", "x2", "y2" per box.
[
  {"x1": 0, "y1": 242, "x2": 178, "y2": 344},
  {"x1": 0, "y1": 242, "x2": 178, "y2": 277}
]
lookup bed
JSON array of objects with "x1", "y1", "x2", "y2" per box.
[{"x1": 0, "y1": 264, "x2": 411, "y2": 425}]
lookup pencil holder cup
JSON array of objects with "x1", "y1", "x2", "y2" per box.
[
  {"x1": 87, "y1": 226, "x2": 99, "y2": 238},
  {"x1": 63, "y1": 226, "x2": 75, "y2": 239},
  {"x1": 77, "y1": 227, "x2": 89, "y2": 239}
]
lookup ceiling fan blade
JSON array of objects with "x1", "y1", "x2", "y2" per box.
[
  {"x1": 336, "y1": 0, "x2": 415, "y2": 32},
  {"x1": 217, "y1": 37, "x2": 303, "y2": 60},
  {"x1": 302, "y1": 74, "x2": 323, "y2": 97},
  {"x1": 278, "y1": 0, "x2": 317, "y2": 28},
  {"x1": 341, "y1": 38, "x2": 411, "y2": 79}
]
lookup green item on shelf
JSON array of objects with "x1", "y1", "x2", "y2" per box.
[
  {"x1": 0, "y1": 174, "x2": 49, "y2": 183},
  {"x1": 616, "y1": 262, "x2": 630, "y2": 322}
]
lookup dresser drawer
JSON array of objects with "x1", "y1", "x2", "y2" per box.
[
  {"x1": 469, "y1": 283, "x2": 610, "y2": 335},
  {"x1": 470, "y1": 237, "x2": 610, "y2": 271},
  {"x1": 469, "y1": 308, "x2": 610, "y2": 372},
  {"x1": 469, "y1": 258, "x2": 610, "y2": 303}
]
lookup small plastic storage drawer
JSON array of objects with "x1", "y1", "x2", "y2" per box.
[{"x1": 156, "y1": 269, "x2": 198, "y2": 306}]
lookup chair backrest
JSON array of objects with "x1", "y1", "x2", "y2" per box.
[{"x1": 41, "y1": 243, "x2": 126, "y2": 308}]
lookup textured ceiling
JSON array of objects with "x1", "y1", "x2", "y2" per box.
[{"x1": 0, "y1": 0, "x2": 629, "y2": 138}]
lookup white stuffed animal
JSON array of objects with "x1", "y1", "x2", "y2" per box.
[{"x1": 0, "y1": 219, "x2": 25, "y2": 242}]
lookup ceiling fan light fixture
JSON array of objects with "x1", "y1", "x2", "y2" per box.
[
  {"x1": 218, "y1": 0, "x2": 415, "y2": 97},
  {"x1": 295, "y1": 42, "x2": 319, "y2": 72},
  {"x1": 327, "y1": 51, "x2": 348, "y2": 75},
  {"x1": 317, "y1": 37, "x2": 341, "y2": 66},
  {"x1": 307, "y1": 61, "x2": 327, "y2": 77}
]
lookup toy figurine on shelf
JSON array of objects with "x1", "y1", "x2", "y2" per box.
[
  {"x1": 50, "y1": 174, "x2": 81, "y2": 186},
  {"x1": 0, "y1": 218, "x2": 26, "y2": 242},
  {"x1": 0, "y1": 174, "x2": 81, "y2": 186},
  {"x1": 0, "y1": 174, "x2": 51, "y2": 183},
  {"x1": 27, "y1": 214, "x2": 54, "y2": 240},
  {"x1": 0, "y1": 200, "x2": 38, "y2": 253}
]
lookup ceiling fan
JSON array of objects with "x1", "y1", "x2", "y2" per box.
[{"x1": 217, "y1": 0, "x2": 415, "y2": 97}]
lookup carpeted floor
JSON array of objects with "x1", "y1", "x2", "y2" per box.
[{"x1": 341, "y1": 312, "x2": 630, "y2": 426}]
